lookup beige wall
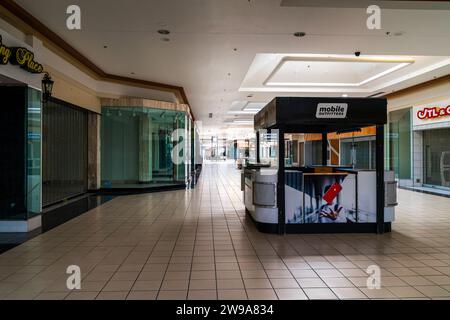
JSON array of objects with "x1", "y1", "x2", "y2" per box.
[
  {"x1": 47, "y1": 67, "x2": 101, "y2": 113},
  {"x1": 387, "y1": 77, "x2": 450, "y2": 112}
]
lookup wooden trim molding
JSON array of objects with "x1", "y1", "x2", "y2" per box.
[{"x1": 0, "y1": 0, "x2": 194, "y2": 120}]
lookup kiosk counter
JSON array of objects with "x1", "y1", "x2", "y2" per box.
[{"x1": 243, "y1": 97, "x2": 398, "y2": 234}]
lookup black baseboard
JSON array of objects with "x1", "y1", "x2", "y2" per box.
[
  {"x1": 246, "y1": 210, "x2": 391, "y2": 234},
  {"x1": 245, "y1": 210, "x2": 279, "y2": 234},
  {"x1": 286, "y1": 222, "x2": 391, "y2": 234},
  {"x1": 96, "y1": 183, "x2": 186, "y2": 195}
]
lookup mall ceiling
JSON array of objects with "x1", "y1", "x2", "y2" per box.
[{"x1": 12, "y1": 0, "x2": 450, "y2": 134}]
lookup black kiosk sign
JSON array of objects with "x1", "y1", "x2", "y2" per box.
[
  {"x1": 0, "y1": 35, "x2": 44, "y2": 74},
  {"x1": 316, "y1": 103, "x2": 348, "y2": 118}
]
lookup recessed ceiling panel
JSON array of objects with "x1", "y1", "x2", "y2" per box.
[
  {"x1": 280, "y1": 0, "x2": 450, "y2": 10},
  {"x1": 266, "y1": 59, "x2": 411, "y2": 87},
  {"x1": 240, "y1": 54, "x2": 450, "y2": 94}
]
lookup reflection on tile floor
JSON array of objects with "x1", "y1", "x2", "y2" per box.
[{"x1": 1, "y1": 163, "x2": 450, "y2": 300}]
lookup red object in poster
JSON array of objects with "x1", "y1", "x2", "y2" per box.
[{"x1": 323, "y1": 183, "x2": 342, "y2": 204}]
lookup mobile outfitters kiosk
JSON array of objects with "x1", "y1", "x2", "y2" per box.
[{"x1": 243, "y1": 97, "x2": 398, "y2": 234}]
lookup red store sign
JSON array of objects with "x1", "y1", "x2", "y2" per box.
[{"x1": 417, "y1": 105, "x2": 450, "y2": 120}]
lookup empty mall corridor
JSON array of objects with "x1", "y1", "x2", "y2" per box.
[{"x1": 0, "y1": 163, "x2": 449, "y2": 300}]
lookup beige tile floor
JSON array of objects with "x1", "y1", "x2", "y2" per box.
[{"x1": 1, "y1": 163, "x2": 450, "y2": 300}]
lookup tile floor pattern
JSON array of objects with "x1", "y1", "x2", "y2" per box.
[{"x1": 1, "y1": 163, "x2": 450, "y2": 300}]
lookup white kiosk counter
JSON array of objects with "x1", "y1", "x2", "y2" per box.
[{"x1": 244, "y1": 168, "x2": 278, "y2": 225}]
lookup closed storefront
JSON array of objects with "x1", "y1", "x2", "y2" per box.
[{"x1": 42, "y1": 98, "x2": 89, "y2": 206}]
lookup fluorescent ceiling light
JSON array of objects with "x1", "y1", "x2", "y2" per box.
[
  {"x1": 266, "y1": 62, "x2": 411, "y2": 87},
  {"x1": 227, "y1": 111, "x2": 259, "y2": 115},
  {"x1": 244, "y1": 102, "x2": 266, "y2": 110},
  {"x1": 233, "y1": 120, "x2": 254, "y2": 124},
  {"x1": 230, "y1": 100, "x2": 248, "y2": 110}
]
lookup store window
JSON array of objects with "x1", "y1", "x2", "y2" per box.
[
  {"x1": 340, "y1": 136, "x2": 376, "y2": 170},
  {"x1": 305, "y1": 140, "x2": 323, "y2": 166},
  {"x1": 423, "y1": 128, "x2": 450, "y2": 189},
  {"x1": 101, "y1": 107, "x2": 188, "y2": 188},
  {"x1": 27, "y1": 88, "x2": 42, "y2": 217}
]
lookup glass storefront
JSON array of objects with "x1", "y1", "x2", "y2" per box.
[
  {"x1": 0, "y1": 85, "x2": 41, "y2": 220},
  {"x1": 26, "y1": 88, "x2": 42, "y2": 217},
  {"x1": 387, "y1": 108, "x2": 412, "y2": 180},
  {"x1": 101, "y1": 106, "x2": 189, "y2": 188},
  {"x1": 423, "y1": 128, "x2": 450, "y2": 188},
  {"x1": 385, "y1": 104, "x2": 450, "y2": 191}
]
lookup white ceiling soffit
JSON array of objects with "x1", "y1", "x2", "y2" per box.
[
  {"x1": 240, "y1": 54, "x2": 450, "y2": 94},
  {"x1": 280, "y1": 0, "x2": 450, "y2": 10},
  {"x1": 13, "y1": 0, "x2": 450, "y2": 131}
]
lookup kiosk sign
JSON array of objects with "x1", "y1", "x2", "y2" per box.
[{"x1": 316, "y1": 103, "x2": 348, "y2": 119}]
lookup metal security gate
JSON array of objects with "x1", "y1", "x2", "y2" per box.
[{"x1": 42, "y1": 97, "x2": 88, "y2": 207}]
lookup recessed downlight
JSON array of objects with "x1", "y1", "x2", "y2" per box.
[
  {"x1": 293, "y1": 32, "x2": 306, "y2": 38},
  {"x1": 158, "y1": 29, "x2": 170, "y2": 35},
  {"x1": 342, "y1": 94, "x2": 348, "y2": 97},
  {"x1": 386, "y1": 31, "x2": 404, "y2": 37}
]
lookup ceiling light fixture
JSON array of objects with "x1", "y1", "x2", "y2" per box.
[
  {"x1": 342, "y1": 94, "x2": 348, "y2": 97},
  {"x1": 158, "y1": 29, "x2": 170, "y2": 35},
  {"x1": 227, "y1": 111, "x2": 259, "y2": 115},
  {"x1": 233, "y1": 120, "x2": 254, "y2": 125},
  {"x1": 266, "y1": 62, "x2": 411, "y2": 87}
]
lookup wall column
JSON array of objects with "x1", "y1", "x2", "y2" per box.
[
  {"x1": 139, "y1": 114, "x2": 152, "y2": 183},
  {"x1": 88, "y1": 113, "x2": 101, "y2": 190}
]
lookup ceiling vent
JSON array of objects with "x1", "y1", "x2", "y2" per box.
[{"x1": 209, "y1": 113, "x2": 213, "y2": 118}]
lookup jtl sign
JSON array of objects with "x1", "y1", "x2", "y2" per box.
[
  {"x1": 0, "y1": 35, "x2": 44, "y2": 74},
  {"x1": 417, "y1": 106, "x2": 450, "y2": 120}
]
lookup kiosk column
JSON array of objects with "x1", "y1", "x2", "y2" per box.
[
  {"x1": 322, "y1": 133, "x2": 328, "y2": 166},
  {"x1": 278, "y1": 127, "x2": 286, "y2": 235},
  {"x1": 376, "y1": 125, "x2": 385, "y2": 234}
]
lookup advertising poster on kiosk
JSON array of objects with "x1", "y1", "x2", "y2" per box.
[{"x1": 285, "y1": 171, "x2": 357, "y2": 224}]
